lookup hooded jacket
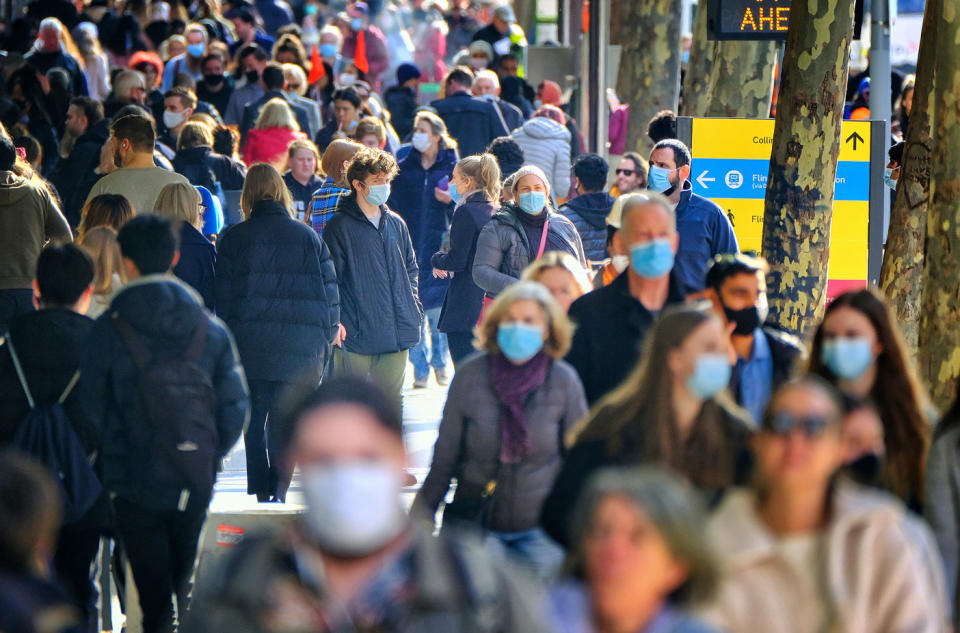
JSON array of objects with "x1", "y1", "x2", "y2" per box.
[
  {"x1": 322, "y1": 193, "x2": 423, "y2": 355},
  {"x1": 80, "y1": 275, "x2": 249, "y2": 509},
  {"x1": 173, "y1": 145, "x2": 247, "y2": 192},
  {"x1": 559, "y1": 191, "x2": 615, "y2": 264},
  {"x1": 51, "y1": 117, "x2": 110, "y2": 227},
  {"x1": 241, "y1": 127, "x2": 307, "y2": 167},
  {"x1": 0, "y1": 171, "x2": 72, "y2": 290},
  {"x1": 510, "y1": 117, "x2": 572, "y2": 196},
  {"x1": 215, "y1": 199, "x2": 339, "y2": 384},
  {"x1": 431, "y1": 91, "x2": 509, "y2": 159},
  {"x1": 701, "y1": 481, "x2": 949, "y2": 633}
]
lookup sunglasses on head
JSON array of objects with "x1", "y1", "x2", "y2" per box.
[
  {"x1": 615, "y1": 168, "x2": 634, "y2": 176},
  {"x1": 762, "y1": 412, "x2": 833, "y2": 437}
]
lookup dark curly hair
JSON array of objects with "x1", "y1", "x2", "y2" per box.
[{"x1": 345, "y1": 147, "x2": 398, "y2": 194}]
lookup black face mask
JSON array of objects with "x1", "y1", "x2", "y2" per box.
[
  {"x1": 204, "y1": 73, "x2": 224, "y2": 87},
  {"x1": 245, "y1": 69, "x2": 260, "y2": 84},
  {"x1": 846, "y1": 452, "x2": 883, "y2": 485},
  {"x1": 722, "y1": 304, "x2": 761, "y2": 336}
]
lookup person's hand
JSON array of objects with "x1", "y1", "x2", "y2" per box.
[
  {"x1": 434, "y1": 187, "x2": 452, "y2": 203},
  {"x1": 333, "y1": 323, "x2": 347, "y2": 347},
  {"x1": 432, "y1": 268, "x2": 449, "y2": 279}
]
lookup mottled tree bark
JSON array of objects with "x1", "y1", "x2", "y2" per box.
[
  {"x1": 615, "y1": 0, "x2": 682, "y2": 155},
  {"x1": 917, "y1": 0, "x2": 960, "y2": 410},
  {"x1": 684, "y1": 6, "x2": 778, "y2": 118},
  {"x1": 879, "y1": 0, "x2": 938, "y2": 352},
  {"x1": 759, "y1": 0, "x2": 856, "y2": 338}
]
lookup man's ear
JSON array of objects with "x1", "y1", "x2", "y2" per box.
[
  {"x1": 31, "y1": 278, "x2": 41, "y2": 309},
  {"x1": 122, "y1": 256, "x2": 139, "y2": 279},
  {"x1": 170, "y1": 250, "x2": 181, "y2": 270}
]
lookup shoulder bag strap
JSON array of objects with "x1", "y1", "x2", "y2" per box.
[
  {"x1": 112, "y1": 314, "x2": 153, "y2": 369},
  {"x1": 6, "y1": 334, "x2": 35, "y2": 408},
  {"x1": 535, "y1": 217, "x2": 551, "y2": 260}
]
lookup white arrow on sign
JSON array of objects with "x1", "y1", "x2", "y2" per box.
[{"x1": 696, "y1": 170, "x2": 716, "y2": 189}]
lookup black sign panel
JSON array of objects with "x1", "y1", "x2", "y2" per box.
[{"x1": 708, "y1": 0, "x2": 791, "y2": 40}]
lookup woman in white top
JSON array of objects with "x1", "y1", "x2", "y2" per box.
[
  {"x1": 702, "y1": 376, "x2": 949, "y2": 633},
  {"x1": 73, "y1": 23, "x2": 111, "y2": 102}
]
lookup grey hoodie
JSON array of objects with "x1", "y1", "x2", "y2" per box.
[
  {"x1": 510, "y1": 117, "x2": 573, "y2": 195},
  {"x1": 0, "y1": 170, "x2": 71, "y2": 289}
]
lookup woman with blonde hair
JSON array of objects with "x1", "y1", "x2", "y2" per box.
[
  {"x1": 308, "y1": 138, "x2": 362, "y2": 237},
  {"x1": 415, "y1": 281, "x2": 587, "y2": 581},
  {"x1": 215, "y1": 163, "x2": 339, "y2": 502},
  {"x1": 432, "y1": 152, "x2": 501, "y2": 366},
  {"x1": 153, "y1": 182, "x2": 216, "y2": 309},
  {"x1": 240, "y1": 98, "x2": 306, "y2": 170},
  {"x1": 77, "y1": 194, "x2": 135, "y2": 242},
  {"x1": 387, "y1": 109, "x2": 459, "y2": 387},
  {"x1": 78, "y1": 226, "x2": 126, "y2": 318},
  {"x1": 73, "y1": 22, "x2": 110, "y2": 101},
  {"x1": 282, "y1": 139, "x2": 323, "y2": 222},
  {"x1": 522, "y1": 251, "x2": 592, "y2": 313}
]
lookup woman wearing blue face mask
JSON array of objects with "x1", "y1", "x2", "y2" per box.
[
  {"x1": 541, "y1": 302, "x2": 754, "y2": 547},
  {"x1": 473, "y1": 165, "x2": 588, "y2": 299},
  {"x1": 808, "y1": 288, "x2": 931, "y2": 510},
  {"x1": 415, "y1": 281, "x2": 587, "y2": 582},
  {"x1": 386, "y1": 111, "x2": 459, "y2": 388}
]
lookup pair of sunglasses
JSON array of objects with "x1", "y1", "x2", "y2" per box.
[
  {"x1": 762, "y1": 412, "x2": 834, "y2": 437},
  {"x1": 615, "y1": 168, "x2": 634, "y2": 176}
]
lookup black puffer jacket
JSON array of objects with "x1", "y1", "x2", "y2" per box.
[
  {"x1": 172, "y1": 145, "x2": 247, "y2": 192},
  {"x1": 215, "y1": 199, "x2": 339, "y2": 384},
  {"x1": 559, "y1": 191, "x2": 614, "y2": 264},
  {"x1": 322, "y1": 193, "x2": 422, "y2": 355},
  {"x1": 80, "y1": 275, "x2": 249, "y2": 509}
]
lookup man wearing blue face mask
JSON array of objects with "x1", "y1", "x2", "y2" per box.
[
  {"x1": 648, "y1": 139, "x2": 739, "y2": 296},
  {"x1": 323, "y1": 147, "x2": 423, "y2": 410},
  {"x1": 160, "y1": 23, "x2": 208, "y2": 92},
  {"x1": 565, "y1": 192, "x2": 687, "y2": 404},
  {"x1": 186, "y1": 376, "x2": 546, "y2": 633}
]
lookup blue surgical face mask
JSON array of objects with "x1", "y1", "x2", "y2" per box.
[
  {"x1": 533, "y1": 99, "x2": 543, "y2": 109},
  {"x1": 449, "y1": 181, "x2": 461, "y2": 202},
  {"x1": 364, "y1": 183, "x2": 390, "y2": 206},
  {"x1": 883, "y1": 167, "x2": 898, "y2": 191},
  {"x1": 681, "y1": 50, "x2": 690, "y2": 65},
  {"x1": 187, "y1": 43, "x2": 205, "y2": 58},
  {"x1": 320, "y1": 42, "x2": 338, "y2": 58},
  {"x1": 685, "y1": 353, "x2": 731, "y2": 400},
  {"x1": 517, "y1": 191, "x2": 546, "y2": 215},
  {"x1": 304, "y1": 3, "x2": 318, "y2": 15},
  {"x1": 648, "y1": 164, "x2": 674, "y2": 193},
  {"x1": 351, "y1": 17, "x2": 364, "y2": 31},
  {"x1": 822, "y1": 337, "x2": 875, "y2": 380},
  {"x1": 497, "y1": 322, "x2": 545, "y2": 363},
  {"x1": 629, "y1": 238, "x2": 674, "y2": 278}
]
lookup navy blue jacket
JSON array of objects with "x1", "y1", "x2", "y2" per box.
[
  {"x1": 50, "y1": 118, "x2": 110, "y2": 228},
  {"x1": 322, "y1": 193, "x2": 422, "y2": 355},
  {"x1": 387, "y1": 146, "x2": 457, "y2": 310},
  {"x1": 172, "y1": 145, "x2": 247, "y2": 192},
  {"x1": 430, "y1": 91, "x2": 509, "y2": 159},
  {"x1": 674, "y1": 180, "x2": 740, "y2": 296},
  {"x1": 174, "y1": 222, "x2": 217, "y2": 311},
  {"x1": 215, "y1": 199, "x2": 339, "y2": 384},
  {"x1": 559, "y1": 191, "x2": 615, "y2": 264},
  {"x1": 433, "y1": 192, "x2": 497, "y2": 333},
  {"x1": 80, "y1": 275, "x2": 249, "y2": 509},
  {"x1": 282, "y1": 171, "x2": 324, "y2": 222}
]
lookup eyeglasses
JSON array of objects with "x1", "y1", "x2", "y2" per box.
[
  {"x1": 615, "y1": 168, "x2": 634, "y2": 176},
  {"x1": 762, "y1": 412, "x2": 834, "y2": 437}
]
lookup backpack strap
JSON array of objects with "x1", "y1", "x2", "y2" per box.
[
  {"x1": 6, "y1": 334, "x2": 35, "y2": 408},
  {"x1": 186, "y1": 316, "x2": 209, "y2": 361},
  {"x1": 59, "y1": 370, "x2": 81, "y2": 404},
  {"x1": 112, "y1": 314, "x2": 153, "y2": 369}
]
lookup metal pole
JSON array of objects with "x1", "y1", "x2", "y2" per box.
[
  {"x1": 868, "y1": 0, "x2": 892, "y2": 241},
  {"x1": 587, "y1": 0, "x2": 609, "y2": 155}
]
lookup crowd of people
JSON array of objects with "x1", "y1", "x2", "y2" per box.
[{"x1": 0, "y1": 1, "x2": 955, "y2": 633}]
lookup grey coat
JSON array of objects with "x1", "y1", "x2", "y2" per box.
[
  {"x1": 925, "y1": 424, "x2": 960, "y2": 628},
  {"x1": 472, "y1": 204, "x2": 587, "y2": 297},
  {"x1": 414, "y1": 352, "x2": 588, "y2": 533}
]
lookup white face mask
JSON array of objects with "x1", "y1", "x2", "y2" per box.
[
  {"x1": 162, "y1": 109, "x2": 187, "y2": 130},
  {"x1": 411, "y1": 132, "x2": 431, "y2": 152},
  {"x1": 339, "y1": 73, "x2": 357, "y2": 86},
  {"x1": 300, "y1": 462, "x2": 407, "y2": 557},
  {"x1": 611, "y1": 254, "x2": 629, "y2": 273}
]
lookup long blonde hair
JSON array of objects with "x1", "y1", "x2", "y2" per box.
[
  {"x1": 153, "y1": 182, "x2": 202, "y2": 229},
  {"x1": 255, "y1": 98, "x2": 300, "y2": 131},
  {"x1": 456, "y1": 153, "x2": 501, "y2": 201},
  {"x1": 240, "y1": 163, "x2": 293, "y2": 218},
  {"x1": 78, "y1": 226, "x2": 126, "y2": 294}
]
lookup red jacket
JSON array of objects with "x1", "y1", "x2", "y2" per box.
[{"x1": 241, "y1": 127, "x2": 306, "y2": 166}]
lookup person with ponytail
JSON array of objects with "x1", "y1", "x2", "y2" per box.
[{"x1": 432, "y1": 152, "x2": 501, "y2": 365}]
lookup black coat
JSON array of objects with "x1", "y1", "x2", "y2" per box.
[
  {"x1": 174, "y1": 222, "x2": 217, "y2": 311},
  {"x1": 0, "y1": 309, "x2": 97, "y2": 450},
  {"x1": 172, "y1": 145, "x2": 247, "y2": 191},
  {"x1": 50, "y1": 118, "x2": 110, "y2": 228},
  {"x1": 430, "y1": 91, "x2": 509, "y2": 159},
  {"x1": 282, "y1": 171, "x2": 324, "y2": 221},
  {"x1": 559, "y1": 191, "x2": 615, "y2": 264},
  {"x1": 215, "y1": 199, "x2": 339, "y2": 384},
  {"x1": 566, "y1": 271, "x2": 686, "y2": 405},
  {"x1": 80, "y1": 275, "x2": 249, "y2": 508},
  {"x1": 384, "y1": 84, "x2": 418, "y2": 140},
  {"x1": 322, "y1": 193, "x2": 422, "y2": 355},
  {"x1": 432, "y1": 192, "x2": 496, "y2": 333}
]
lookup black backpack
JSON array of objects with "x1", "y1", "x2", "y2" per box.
[
  {"x1": 7, "y1": 334, "x2": 103, "y2": 524},
  {"x1": 113, "y1": 314, "x2": 218, "y2": 510}
]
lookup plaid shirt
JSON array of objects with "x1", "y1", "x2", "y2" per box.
[{"x1": 309, "y1": 177, "x2": 349, "y2": 238}]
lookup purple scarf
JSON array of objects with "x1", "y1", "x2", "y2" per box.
[{"x1": 489, "y1": 351, "x2": 551, "y2": 463}]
